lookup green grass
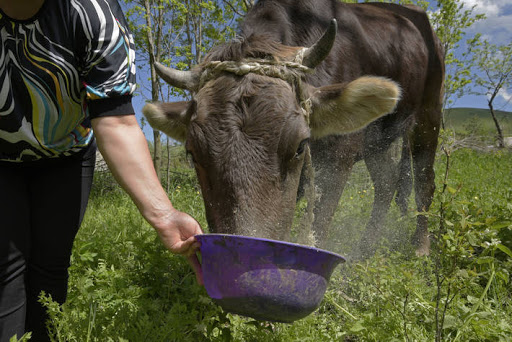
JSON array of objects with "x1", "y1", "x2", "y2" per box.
[
  {"x1": 445, "y1": 107, "x2": 512, "y2": 139},
  {"x1": 25, "y1": 116, "x2": 512, "y2": 342},
  {"x1": 34, "y1": 146, "x2": 512, "y2": 342}
]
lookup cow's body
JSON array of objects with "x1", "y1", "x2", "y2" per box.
[
  {"x1": 144, "y1": 0, "x2": 444, "y2": 256},
  {"x1": 243, "y1": 1, "x2": 444, "y2": 254}
]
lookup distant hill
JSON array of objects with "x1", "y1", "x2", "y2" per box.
[{"x1": 444, "y1": 107, "x2": 511, "y2": 135}]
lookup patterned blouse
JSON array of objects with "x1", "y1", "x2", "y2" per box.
[{"x1": 0, "y1": 0, "x2": 136, "y2": 162}]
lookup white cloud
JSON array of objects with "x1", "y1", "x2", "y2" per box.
[
  {"x1": 462, "y1": 0, "x2": 503, "y2": 16},
  {"x1": 460, "y1": 0, "x2": 512, "y2": 45},
  {"x1": 498, "y1": 88, "x2": 512, "y2": 103}
]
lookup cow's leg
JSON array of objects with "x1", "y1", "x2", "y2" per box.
[
  {"x1": 395, "y1": 137, "x2": 413, "y2": 216},
  {"x1": 360, "y1": 142, "x2": 399, "y2": 255},
  {"x1": 411, "y1": 109, "x2": 440, "y2": 256},
  {"x1": 310, "y1": 136, "x2": 358, "y2": 247}
]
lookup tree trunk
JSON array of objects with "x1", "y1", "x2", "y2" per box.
[
  {"x1": 488, "y1": 99, "x2": 504, "y2": 148},
  {"x1": 144, "y1": 0, "x2": 164, "y2": 179},
  {"x1": 153, "y1": 131, "x2": 162, "y2": 178}
]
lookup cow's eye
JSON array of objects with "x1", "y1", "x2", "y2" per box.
[{"x1": 294, "y1": 138, "x2": 310, "y2": 159}]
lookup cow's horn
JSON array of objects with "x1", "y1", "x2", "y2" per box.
[
  {"x1": 154, "y1": 62, "x2": 200, "y2": 91},
  {"x1": 302, "y1": 19, "x2": 338, "y2": 68}
]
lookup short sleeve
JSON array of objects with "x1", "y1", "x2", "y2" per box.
[{"x1": 73, "y1": 0, "x2": 137, "y2": 118}]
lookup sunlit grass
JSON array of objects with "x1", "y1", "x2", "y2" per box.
[{"x1": 36, "y1": 147, "x2": 512, "y2": 341}]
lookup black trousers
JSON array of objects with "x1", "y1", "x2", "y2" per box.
[{"x1": 0, "y1": 142, "x2": 96, "y2": 342}]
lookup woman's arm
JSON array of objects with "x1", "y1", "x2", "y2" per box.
[{"x1": 91, "y1": 114, "x2": 203, "y2": 283}]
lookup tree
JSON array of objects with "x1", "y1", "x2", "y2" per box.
[
  {"x1": 123, "y1": 0, "x2": 181, "y2": 178},
  {"x1": 159, "y1": 0, "x2": 247, "y2": 189},
  {"x1": 470, "y1": 40, "x2": 512, "y2": 148},
  {"x1": 122, "y1": 0, "x2": 248, "y2": 181},
  {"x1": 428, "y1": 0, "x2": 485, "y2": 128}
]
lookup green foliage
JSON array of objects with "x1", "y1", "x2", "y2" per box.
[
  {"x1": 122, "y1": 0, "x2": 249, "y2": 174},
  {"x1": 40, "y1": 193, "x2": 219, "y2": 342},
  {"x1": 123, "y1": 0, "x2": 247, "y2": 100},
  {"x1": 470, "y1": 40, "x2": 512, "y2": 96},
  {"x1": 428, "y1": 0, "x2": 485, "y2": 110},
  {"x1": 429, "y1": 146, "x2": 512, "y2": 341},
  {"x1": 26, "y1": 143, "x2": 511, "y2": 341},
  {"x1": 9, "y1": 333, "x2": 32, "y2": 342}
]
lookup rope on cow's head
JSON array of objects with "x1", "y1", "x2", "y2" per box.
[
  {"x1": 198, "y1": 58, "x2": 313, "y2": 124},
  {"x1": 199, "y1": 59, "x2": 310, "y2": 85},
  {"x1": 198, "y1": 56, "x2": 317, "y2": 246}
]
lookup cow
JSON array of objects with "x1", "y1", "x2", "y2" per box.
[{"x1": 142, "y1": 0, "x2": 444, "y2": 257}]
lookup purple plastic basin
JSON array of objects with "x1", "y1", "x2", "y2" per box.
[{"x1": 195, "y1": 234, "x2": 345, "y2": 323}]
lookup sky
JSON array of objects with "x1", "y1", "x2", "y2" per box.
[
  {"x1": 454, "y1": 0, "x2": 512, "y2": 110},
  {"x1": 130, "y1": 0, "x2": 512, "y2": 137}
]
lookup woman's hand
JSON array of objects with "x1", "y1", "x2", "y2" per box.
[
  {"x1": 92, "y1": 114, "x2": 204, "y2": 285},
  {"x1": 154, "y1": 208, "x2": 204, "y2": 285}
]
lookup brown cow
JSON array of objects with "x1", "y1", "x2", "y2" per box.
[{"x1": 143, "y1": 0, "x2": 444, "y2": 257}]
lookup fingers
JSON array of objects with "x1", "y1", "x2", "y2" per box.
[
  {"x1": 157, "y1": 210, "x2": 204, "y2": 285},
  {"x1": 176, "y1": 236, "x2": 204, "y2": 285},
  {"x1": 177, "y1": 236, "x2": 201, "y2": 256},
  {"x1": 188, "y1": 253, "x2": 204, "y2": 286}
]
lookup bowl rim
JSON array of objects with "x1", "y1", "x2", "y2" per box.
[{"x1": 195, "y1": 233, "x2": 346, "y2": 263}]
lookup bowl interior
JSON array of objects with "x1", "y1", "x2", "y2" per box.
[{"x1": 196, "y1": 234, "x2": 345, "y2": 322}]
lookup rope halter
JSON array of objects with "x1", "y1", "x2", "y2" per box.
[{"x1": 198, "y1": 54, "x2": 314, "y2": 124}]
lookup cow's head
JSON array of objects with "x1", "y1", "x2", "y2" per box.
[{"x1": 143, "y1": 20, "x2": 401, "y2": 241}]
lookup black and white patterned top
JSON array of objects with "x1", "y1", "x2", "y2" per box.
[{"x1": 0, "y1": 0, "x2": 136, "y2": 162}]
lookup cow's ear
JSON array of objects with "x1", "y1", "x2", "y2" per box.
[
  {"x1": 309, "y1": 76, "x2": 401, "y2": 138},
  {"x1": 142, "y1": 101, "x2": 192, "y2": 143}
]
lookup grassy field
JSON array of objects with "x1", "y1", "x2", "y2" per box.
[
  {"x1": 444, "y1": 107, "x2": 512, "y2": 141},
  {"x1": 14, "y1": 110, "x2": 512, "y2": 341},
  {"x1": 32, "y1": 149, "x2": 510, "y2": 341}
]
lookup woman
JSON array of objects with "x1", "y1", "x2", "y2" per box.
[{"x1": 0, "y1": 0, "x2": 202, "y2": 340}]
